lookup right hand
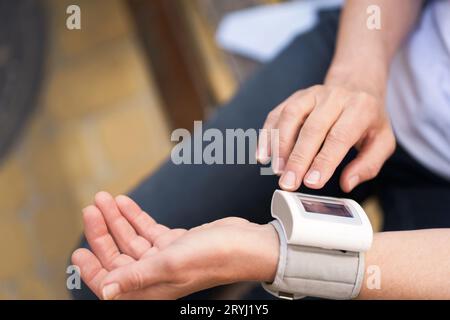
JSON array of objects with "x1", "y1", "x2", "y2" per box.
[{"x1": 256, "y1": 81, "x2": 395, "y2": 193}]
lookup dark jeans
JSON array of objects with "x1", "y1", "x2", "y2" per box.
[{"x1": 72, "y1": 10, "x2": 450, "y2": 299}]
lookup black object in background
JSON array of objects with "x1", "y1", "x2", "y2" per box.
[{"x1": 0, "y1": 0, "x2": 46, "y2": 162}]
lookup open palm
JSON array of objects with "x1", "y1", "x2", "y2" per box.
[{"x1": 71, "y1": 192, "x2": 278, "y2": 300}]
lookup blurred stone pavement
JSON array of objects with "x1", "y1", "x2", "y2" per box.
[{"x1": 0, "y1": 0, "x2": 171, "y2": 299}]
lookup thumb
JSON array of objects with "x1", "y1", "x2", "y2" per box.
[
  {"x1": 341, "y1": 129, "x2": 395, "y2": 192},
  {"x1": 101, "y1": 255, "x2": 169, "y2": 300}
]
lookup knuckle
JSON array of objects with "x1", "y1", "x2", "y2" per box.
[
  {"x1": 310, "y1": 84, "x2": 323, "y2": 93},
  {"x1": 112, "y1": 217, "x2": 125, "y2": 232},
  {"x1": 362, "y1": 91, "x2": 378, "y2": 104},
  {"x1": 365, "y1": 162, "x2": 381, "y2": 179},
  {"x1": 134, "y1": 212, "x2": 147, "y2": 226},
  {"x1": 288, "y1": 151, "x2": 308, "y2": 167},
  {"x1": 388, "y1": 130, "x2": 396, "y2": 147},
  {"x1": 389, "y1": 138, "x2": 397, "y2": 154},
  {"x1": 329, "y1": 86, "x2": 346, "y2": 99},
  {"x1": 301, "y1": 121, "x2": 325, "y2": 138},
  {"x1": 281, "y1": 103, "x2": 300, "y2": 119},
  {"x1": 327, "y1": 128, "x2": 350, "y2": 146},
  {"x1": 314, "y1": 150, "x2": 335, "y2": 167},
  {"x1": 386, "y1": 136, "x2": 396, "y2": 156},
  {"x1": 367, "y1": 105, "x2": 380, "y2": 119},
  {"x1": 346, "y1": 91, "x2": 377, "y2": 113},
  {"x1": 356, "y1": 91, "x2": 370, "y2": 102},
  {"x1": 129, "y1": 268, "x2": 145, "y2": 290},
  {"x1": 291, "y1": 89, "x2": 306, "y2": 99},
  {"x1": 379, "y1": 127, "x2": 397, "y2": 157},
  {"x1": 82, "y1": 205, "x2": 96, "y2": 219},
  {"x1": 278, "y1": 134, "x2": 292, "y2": 149},
  {"x1": 129, "y1": 237, "x2": 145, "y2": 256},
  {"x1": 82, "y1": 209, "x2": 90, "y2": 221},
  {"x1": 266, "y1": 110, "x2": 278, "y2": 122},
  {"x1": 357, "y1": 92, "x2": 379, "y2": 110}
]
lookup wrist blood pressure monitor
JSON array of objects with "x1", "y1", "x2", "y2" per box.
[{"x1": 262, "y1": 190, "x2": 373, "y2": 300}]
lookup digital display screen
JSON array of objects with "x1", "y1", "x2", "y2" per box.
[{"x1": 300, "y1": 199, "x2": 353, "y2": 218}]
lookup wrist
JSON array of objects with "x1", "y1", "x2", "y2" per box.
[
  {"x1": 231, "y1": 223, "x2": 279, "y2": 283},
  {"x1": 325, "y1": 60, "x2": 388, "y2": 100},
  {"x1": 255, "y1": 224, "x2": 280, "y2": 283}
]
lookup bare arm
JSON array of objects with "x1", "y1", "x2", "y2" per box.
[
  {"x1": 359, "y1": 229, "x2": 450, "y2": 299},
  {"x1": 257, "y1": 0, "x2": 423, "y2": 193},
  {"x1": 73, "y1": 193, "x2": 450, "y2": 300},
  {"x1": 327, "y1": 0, "x2": 424, "y2": 97}
]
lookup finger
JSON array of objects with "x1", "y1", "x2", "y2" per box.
[
  {"x1": 95, "y1": 191, "x2": 151, "y2": 259},
  {"x1": 340, "y1": 126, "x2": 396, "y2": 192},
  {"x1": 115, "y1": 195, "x2": 170, "y2": 245},
  {"x1": 71, "y1": 248, "x2": 109, "y2": 298},
  {"x1": 274, "y1": 90, "x2": 316, "y2": 174},
  {"x1": 83, "y1": 205, "x2": 134, "y2": 270},
  {"x1": 101, "y1": 254, "x2": 172, "y2": 300},
  {"x1": 279, "y1": 94, "x2": 343, "y2": 191},
  {"x1": 257, "y1": 104, "x2": 284, "y2": 164},
  {"x1": 303, "y1": 106, "x2": 371, "y2": 189}
]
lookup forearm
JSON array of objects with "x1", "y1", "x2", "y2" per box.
[
  {"x1": 252, "y1": 225, "x2": 450, "y2": 299},
  {"x1": 326, "y1": 0, "x2": 423, "y2": 96},
  {"x1": 359, "y1": 229, "x2": 450, "y2": 299}
]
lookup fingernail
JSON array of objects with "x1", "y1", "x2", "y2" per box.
[
  {"x1": 305, "y1": 170, "x2": 321, "y2": 185},
  {"x1": 280, "y1": 171, "x2": 296, "y2": 189},
  {"x1": 256, "y1": 147, "x2": 270, "y2": 164},
  {"x1": 348, "y1": 175, "x2": 359, "y2": 191},
  {"x1": 273, "y1": 158, "x2": 285, "y2": 174},
  {"x1": 103, "y1": 283, "x2": 121, "y2": 300}
]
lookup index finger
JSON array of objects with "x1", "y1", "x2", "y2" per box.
[
  {"x1": 257, "y1": 106, "x2": 283, "y2": 164},
  {"x1": 279, "y1": 96, "x2": 343, "y2": 190}
]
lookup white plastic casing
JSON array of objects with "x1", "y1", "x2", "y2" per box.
[{"x1": 271, "y1": 190, "x2": 373, "y2": 252}]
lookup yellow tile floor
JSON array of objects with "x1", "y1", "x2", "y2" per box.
[{"x1": 0, "y1": 0, "x2": 171, "y2": 299}]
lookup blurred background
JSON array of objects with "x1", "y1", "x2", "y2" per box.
[{"x1": 0, "y1": 0, "x2": 380, "y2": 299}]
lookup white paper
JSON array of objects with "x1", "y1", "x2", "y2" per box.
[{"x1": 216, "y1": 0, "x2": 343, "y2": 62}]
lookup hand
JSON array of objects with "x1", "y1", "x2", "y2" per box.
[
  {"x1": 256, "y1": 80, "x2": 395, "y2": 193},
  {"x1": 71, "y1": 192, "x2": 279, "y2": 300}
]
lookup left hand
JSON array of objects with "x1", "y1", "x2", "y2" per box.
[{"x1": 72, "y1": 192, "x2": 279, "y2": 300}]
